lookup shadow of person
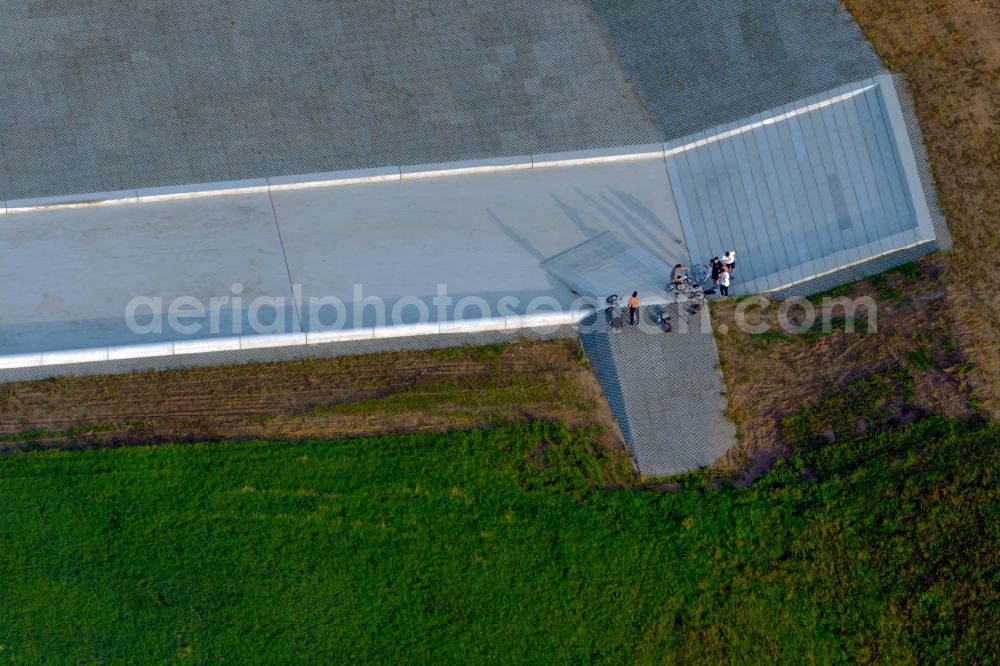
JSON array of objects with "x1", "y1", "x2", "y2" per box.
[
  {"x1": 487, "y1": 208, "x2": 545, "y2": 262},
  {"x1": 551, "y1": 194, "x2": 603, "y2": 237}
]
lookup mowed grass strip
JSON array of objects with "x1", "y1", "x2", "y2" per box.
[{"x1": 0, "y1": 416, "x2": 997, "y2": 663}]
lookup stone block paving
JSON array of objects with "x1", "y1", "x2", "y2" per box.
[
  {"x1": 579, "y1": 304, "x2": 736, "y2": 476},
  {"x1": 0, "y1": 0, "x2": 887, "y2": 201},
  {"x1": 587, "y1": 0, "x2": 884, "y2": 141},
  {"x1": 0, "y1": 0, "x2": 658, "y2": 200}
]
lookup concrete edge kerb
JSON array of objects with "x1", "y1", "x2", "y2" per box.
[
  {"x1": 172, "y1": 337, "x2": 242, "y2": 355},
  {"x1": 268, "y1": 167, "x2": 402, "y2": 191},
  {"x1": 239, "y1": 332, "x2": 307, "y2": 350},
  {"x1": 0, "y1": 145, "x2": 667, "y2": 214},
  {"x1": 108, "y1": 342, "x2": 173, "y2": 361},
  {"x1": 400, "y1": 156, "x2": 533, "y2": 180},
  {"x1": 0, "y1": 79, "x2": 923, "y2": 214},
  {"x1": 0, "y1": 353, "x2": 44, "y2": 369},
  {"x1": 4, "y1": 190, "x2": 139, "y2": 214},
  {"x1": 41, "y1": 347, "x2": 110, "y2": 365},
  {"x1": 438, "y1": 317, "x2": 507, "y2": 334},
  {"x1": 531, "y1": 144, "x2": 665, "y2": 169},
  {"x1": 876, "y1": 73, "x2": 939, "y2": 243},
  {"x1": 763, "y1": 239, "x2": 934, "y2": 294},
  {"x1": 0, "y1": 309, "x2": 594, "y2": 370},
  {"x1": 137, "y1": 179, "x2": 270, "y2": 203}
]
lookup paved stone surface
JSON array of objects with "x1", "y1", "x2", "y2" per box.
[
  {"x1": 269, "y1": 159, "x2": 686, "y2": 330},
  {"x1": 579, "y1": 304, "x2": 736, "y2": 476},
  {"x1": 0, "y1": 0, "x2": 886, "y2": 201},
  {"x1": 0, "y1": 0, "x2": 658, "y2": 200},
  {"x1": 663, "y1": 77, "x2": 937, "y2": 297},
  {"x1": 0, "y1": 193, "x2": 296, "y2": 355},
  {"x1": 1, "y1": 77, "x2": 943, "y2": 356},
  {"x1": 588, "y1": 0, "x2": 884, "y2": 140}
]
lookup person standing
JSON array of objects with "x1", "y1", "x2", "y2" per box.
[
  {"x1": 628, "y1": 291, "x2": 641, "y2": 326},
  {"x1": 710, "y1": 257, "x2": 723, "y2": 287},
  {"x1": 723, "y1": 251, "x2": 737, "y2": 277},
  {"x1": 719, "y1": 267, "x2": 731, "y2": 300}
]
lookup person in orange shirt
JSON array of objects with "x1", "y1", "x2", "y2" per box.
[{"x1": 628, "y1": 291, "x2": 641, "y2": 326}]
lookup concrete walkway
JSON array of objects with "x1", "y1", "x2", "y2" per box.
[
  {"x1": 0, "y1": 76, "x2": 939, "y2": 360},
  {"x1": 0, "y1": 156, "x2": 687, "y2": 356}
]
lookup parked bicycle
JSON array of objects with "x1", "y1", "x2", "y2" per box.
[
  {"x1": 605, "y1": 294, "x2": 624, "y2": 330},
  {"x1": 665, "y1": 275, "x2": 705, "y2": 301},
  {"x1": 689, "y1": 263, "x2": 711, "y2": 287},
  {"x1": 665, "y1": 263, "x2": 711, "y2": 301}
]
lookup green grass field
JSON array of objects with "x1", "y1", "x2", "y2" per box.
[{"x1": 1, "y1": 413, "x2": 997, "y2": 663}]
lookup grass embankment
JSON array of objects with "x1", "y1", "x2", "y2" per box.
[
  {"x1": 0, "y1": 338, "x2": 619, "y2": 453},
  {"x1": 714, "y1": 259, "x2": 978, "y2": 479},
  {"x1": 843, "y1": 0, "x2": 1000, "y2": 415},
  {"x1": 0, "y1": 381, "x2": 996, "y2": 662}
]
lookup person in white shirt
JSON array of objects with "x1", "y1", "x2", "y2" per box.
[
  {"x1": 723, "y1": 251, "x2": 737, "y2": 277},
  {"x1": 719, "y1": 267, "x2": 731, "y2": 300}
]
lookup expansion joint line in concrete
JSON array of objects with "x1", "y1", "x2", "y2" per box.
[{"x1": 266, "y1": 189, "x2": 304, "y2": 333}]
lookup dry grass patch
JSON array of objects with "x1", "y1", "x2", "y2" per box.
[
  {"x1": 717, "y1": 0, "x2": 1000, "y2": 477},
  {"x1": 714, "y1": 257, "x2": 977, "y2": 481},
  {"x1": 844, "y1": 0, "x2": 1000, "y2": 415},
  {"x1": 0, "y1": 338, "x2": 624, "y2": 461}
]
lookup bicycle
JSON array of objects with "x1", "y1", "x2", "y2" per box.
[
  {"x1": 605, "y1": 294, "x2": 624, "y2": 330},
  {"x1": 665, "y1": 275, "x2": 705, "y2": 301},
  {"x1": 689, "y1": 263, "x2": 711, "y2": 288}
]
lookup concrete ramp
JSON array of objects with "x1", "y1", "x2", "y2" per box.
[
  {"x1": 579, "y1": 304, "x2": 736, "y2": 476},
  {"x1": 542, "y1": 232, "x2": 673, "y2": 305}
]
